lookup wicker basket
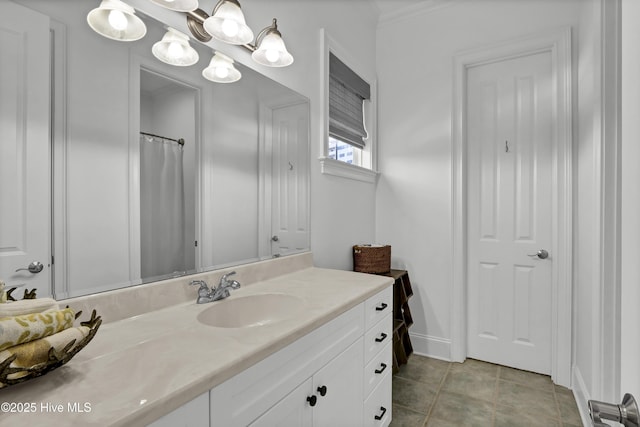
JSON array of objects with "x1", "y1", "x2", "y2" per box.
[{"x1": 353, "y1": 244, "x2": 391, "y2": 274}]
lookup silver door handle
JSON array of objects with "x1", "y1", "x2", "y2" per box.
[
  {"x1": 589, "y1": 393, "x2": 639, "y2": 427},
  {"x1": 527, "y1": 249, "x2": 549, "y2": 259},
  {"x1": 15, "y1": 261, "x2": 44, "y2": 274}
]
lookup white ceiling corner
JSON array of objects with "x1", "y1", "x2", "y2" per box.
[{"x1": 371, "y1": 0, "x2": 454, "y2": 24}]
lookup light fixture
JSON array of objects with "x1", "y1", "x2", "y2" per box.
[
  {"x1": 87, "y1": 0, "x2": 147, "y2": 42},
  {"x1": 202, "y1": 52, "x2": 241, "y2": 83},
  {"x1": 251, "y1": 19, "x2": 293, "y2": 67},
  {"x1": 149, "y1": 0, "x2": 199, "y2": 13},
  {"x1": 152, "y1": 28, "x2": 199, "y2": 66},
  {"x1": 202, "y1": 0, "x2": 254, "y2": 45},
  {"x1": 184, "y1": 6, "x2": 294, "y2": 68}
]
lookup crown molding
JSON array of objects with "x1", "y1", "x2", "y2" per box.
[{"x1": 376, "y1": 0, "x2": 455, "y2": 26}]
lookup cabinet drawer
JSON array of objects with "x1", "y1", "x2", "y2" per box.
[
  {"x1": 365, "y1": 287, "x2": 393, "y2": 330},
  {"x1": 364, "y1": 314, "x2": 392, "y2": 365},
  {"x1": 364, "y1": 342, "x2": 392, "y2": 398},
  {"x1": 363, "y1": 371, "x2": 392, "y2": 427}
]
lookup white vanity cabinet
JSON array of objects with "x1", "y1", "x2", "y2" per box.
[
  {"x1": 210, "y1": 286, "x2": 393, "y2": 427},
  {"x1": 148, "y1": 392, "x2": 210, "y2": 427},
  {"x1": 250, "y1": 338, "x2": 363, "y2": 427}
]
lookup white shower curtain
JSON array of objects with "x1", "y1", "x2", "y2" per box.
[{"x1": 140, "y1": 135, "x2": 186, "y2": 279}]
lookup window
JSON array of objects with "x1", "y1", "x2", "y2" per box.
[
  {"x1": 328, "y1": 53, "x2": 370, "y2": 167},
  {"x1": 328, "y1": 137, "x2": 354, "y2": 164},
  {"x1": 319, "y1": 31, "x2": 378, "y2": 183}
]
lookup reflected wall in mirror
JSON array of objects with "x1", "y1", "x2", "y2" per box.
[{"x1": 0, "y1": 0, "x2": 310, "y2": 300}]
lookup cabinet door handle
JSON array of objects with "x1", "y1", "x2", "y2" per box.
[
  {"x1": 375, "y1": 332, "x2": 388, "y2": 343},
  {"x1": 317, "y1": 385, "x2": 327, "y2": 396},
  {"x1": 374, "y1": 406, "x2": 387, "y2": 420},
  {"x1": 375, "y1": 302, "x2": 388, "y2": 311},
  {"x1": 375, "y1": 363, "x2": 387, "y2": 374},
  {"x1": 307, "y1": 395, "x2": 317, "y2": 407}
]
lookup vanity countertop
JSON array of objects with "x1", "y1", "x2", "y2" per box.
[{"x1": 0, "y1": 266, "x2": 393, "y2": 426}]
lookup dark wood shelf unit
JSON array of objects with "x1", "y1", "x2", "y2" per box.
[{"x1": 384, "y1": 269, "x2": 414, "y2": 373}]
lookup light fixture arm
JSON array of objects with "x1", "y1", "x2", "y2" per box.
[
  {"x1": 187, "y1": 0, "x2": 248, "y2": 44},
  {"x1": 245, "y1": 18, "x2": 279, "y2": 52},
  {"x1": 184, "y1": 9, "x2": 277, "y2": 52},
  {"x1": 186, "y1": 8, "x2": 212, "y2": 42}
]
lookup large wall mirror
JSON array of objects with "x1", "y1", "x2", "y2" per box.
[{"x1": 0, "y1": 0, "x2": 310, "y2": 299}]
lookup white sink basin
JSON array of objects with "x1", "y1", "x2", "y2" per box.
[{"x1": 197, "y1": 293, "x2": 305, "y2": 328}]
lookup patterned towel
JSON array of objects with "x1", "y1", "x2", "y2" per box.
[
  {"x1": 0, "y1": 298, "x2": 59, "y2": 317},
  {"x1": 0, "y1": 326, "x2": 91, "y2": 381},
  {"x1": 0, "y1": 308, "x2": 75, "y2": 351}
]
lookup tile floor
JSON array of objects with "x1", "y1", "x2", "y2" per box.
[{"x1": 390, "y1": 355, "x2": 584, "y2": 427}]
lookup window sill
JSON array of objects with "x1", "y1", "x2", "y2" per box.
[{"x1": 318, "y1": 157, "x2": 379, "y2": 183}]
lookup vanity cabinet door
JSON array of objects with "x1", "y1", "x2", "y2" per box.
[
  {"x1": 249, "y1": 379, "x2": 313, "y2": 427},
  {"x1": 312, "y1": 338, "x2": 364, "y2": 427}
]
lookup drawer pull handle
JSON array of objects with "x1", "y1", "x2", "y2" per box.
[
  {"x1": 374, "y1": 406, "x2": 387, "y2": 420},
  {"x1": 375, "y1": 363, "x2": 387, "y2": 374},
  {"x1": 375, "y1": 333, "x2": 388, "y2": 343},
  {"x1": 375, "y1": 302, "x2": 388, "y2": 311},
  {"x1": 307, "y1": 395, "x2": 317, "y2": 406},
  {"x1": 317, "y1": 385, "x2": 327, "y2": 396}
]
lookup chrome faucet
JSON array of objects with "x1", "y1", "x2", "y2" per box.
[{"x1": 190, "y1": 271, "x2": 241, "y2": 304}]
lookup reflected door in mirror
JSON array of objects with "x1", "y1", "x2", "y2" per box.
[
  {"x1": 270, "y1": 102, "x2": 310, "y2": 258},
  {"x1": 0, "y1": 3, "x2": 51, "y2": 298}
]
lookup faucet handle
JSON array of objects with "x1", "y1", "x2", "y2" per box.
[
  {"x1": 220, "y1": 271, "x2": 237, "y2": 283},
  {"x1": 189, "y1": 280, "x2": 209, "y2": 290}
]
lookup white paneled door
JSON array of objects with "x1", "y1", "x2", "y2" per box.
[
  {"x1": 0, "y1": 3, "x2": 51, "y2": 298},
  {"x1": 466, "y1": 52, "x2": 553, "y2": 374},
  {"x1": 270, "y1": 102, "x2": 309, "y2": 258}
]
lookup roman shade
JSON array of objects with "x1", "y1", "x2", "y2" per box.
[{"x1": 329, "y1": 53, "x2": 370, "y2": 150}]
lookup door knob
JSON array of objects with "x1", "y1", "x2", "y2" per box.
[
  {"x1": 589, "y1": 393, "x2": 639, "y2": 427},
  {"x1": 271, "y1": 235, "x2": 279, "y2": 242},
  {"x1": 527, "y1": 249, "x2": 549, "y2": 260},
  {"x1": 15, "y1": 261, "x2": 44, "y2": 274}
]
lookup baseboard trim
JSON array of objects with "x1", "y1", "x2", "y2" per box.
[
  {"x1": 409, "y1": 332, "x2": 451, "y2": 361},
  {"x1": 572, "y1": 365, "x2": 594, "y2": 426}
]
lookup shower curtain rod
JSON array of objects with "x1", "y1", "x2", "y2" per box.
[{"x1": 140, "y1": 131, "x2": 185, "y2": 146}]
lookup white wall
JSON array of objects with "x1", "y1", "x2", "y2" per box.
[
  {"x1": 573, "y1": 0, "x2": 600, "y2": 403},
  {"x1": 375, "y1": 0, "x2": 584, "y2": 360},
  {"x1": 573, "y1": 0, "x2": 623, "y2": 410},
  {"x1": 620, "y1": 0, "x2": 640, "y2": 403},
  {"x1": 201, "y1": 79, "x2": 260, "y2": 267}
]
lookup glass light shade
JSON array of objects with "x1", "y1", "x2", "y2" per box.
[
  {"x1": 203, "y1": 1, "x2": 254, "y2": 45},
  {"x1": 252, "y1": 31, "x2": 293, "y2": 67},
  {"x1": 148, "y1": 0, "x2": 199, "y2": 12},
  {"x1": 152, "y1": 28, "x2": 199, "y2": 66},
  {"x1": 87, "y1": 0, "x2": 147, "y2": 42},
  {"x1": 202, "y1": 52, "x2": 241, "y2": 83}
]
